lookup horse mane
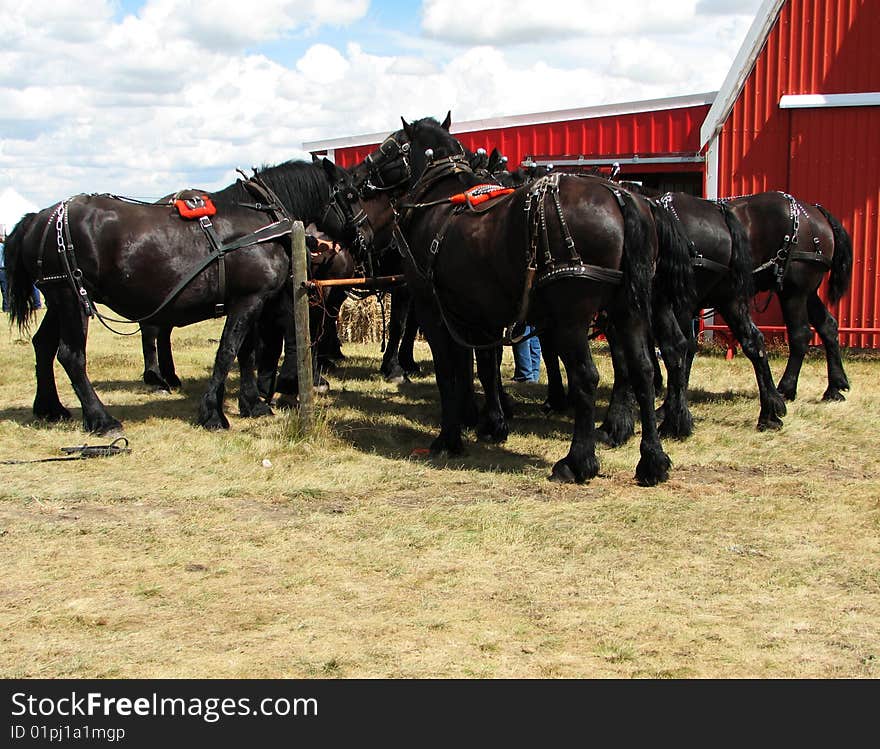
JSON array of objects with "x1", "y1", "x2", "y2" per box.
[{"x1": 212, "y1": 160, "x2": 331, "y2": 220}]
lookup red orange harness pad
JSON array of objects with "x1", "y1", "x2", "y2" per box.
[
  {"x1": 448, "y1": 184, "x2": 515, "y2": 207},
  {"x1": 174, "y1": 195, "x2": 217, "y2": 220}
]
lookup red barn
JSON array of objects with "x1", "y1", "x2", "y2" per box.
[
  {"x1": 306, "y1": 92, "x2": 716, "y2": 196},
  {"x1": 701, "y1": 0, "x2": 880, "y2": 348},
  {"x1": 306, "y1": 0, "x2": 880, "y2": 348}
]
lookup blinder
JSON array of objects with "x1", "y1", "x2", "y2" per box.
[
  {"x1": 320, "y1": 176, "x2": 375, "y2": 255},
  {"x1": 360, "y1": 136, "x2": 412, "y2": 194}
]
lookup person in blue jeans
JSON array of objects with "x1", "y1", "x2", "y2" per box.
[{"x1": 512, "y1": 325, "x2": 542, "y2": 382}]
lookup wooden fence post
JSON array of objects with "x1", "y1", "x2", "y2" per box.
[{"x1": 290, "y1": 220, "x2": 314, "y2": 428}]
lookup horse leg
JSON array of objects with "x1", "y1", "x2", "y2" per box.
[
  {"x1": 806, "y1": 291, "x2": 850, "y2": 401},
  {"x1": 416, "y1": 299, "x2": 466, "y2": 455},
  {"x1": 257, "y1": 310, "x2": 285, "y2": 402},
  {"x1": 141, "y1": 324, "x2": 164, "y2": 389},
  {"x1": 54, "y1": 299, "x2": 123, "y2": 435},
  {"x1": 496, "y1": 344, "x2": 514, "y2": 419},
  {"x1": 475, "y1": 344, "x2": 508, "y2": 443},
  {"x1": 718, "y1": 298, "x2": 786, "y2": 430},
  {"x1": 776, "y1": 292, "x2": 812, "y2": 401},
  {"x1": 142, "y1": 325, "x2": 179, "y2": 391},
  {"x1": 459, "y1": 349, "x2": 479, "y2": 429},
  {"x1": 540, "y1": 333, "x2": 567, "y2": 414},
  {"x1": 198, "y1": 297, "x2": 264, "y2": 430},
  {"x1": 398, "y1": 296, "x2": 421, "y2": 376},
  {"x1": 157, "y1": 326, "x2": 181, "y2": 389},
  {"x1": 614, "y1": 308, "x2": 671, "y2": 486},
  {"x1": 31, "y1": 304, "x2": 71, "y2": 422},
  {"x1": 238, "y1": 325, "x2": 273, "y2": 418},
  {"x1": 381, "y1": 289, "x2": 406, "y2": 383},
  {"x1": 654, "y1": 304, "x2": 693, "y2": 439},
  {"x1": 596, "y1": 322, "x2": 636, "y2": 447},
  {"x1": 549, "y1": 326, "x2": 600, "y2": 484}
]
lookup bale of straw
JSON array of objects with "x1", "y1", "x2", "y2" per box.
[{"x1": 336, "y1": 294, "x2": 387, "y2": 344}]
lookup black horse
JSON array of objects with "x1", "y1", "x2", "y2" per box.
[
  {"x1": 726, "y1": 192, "x2": 853, "y2": 402},
  {"x1": 588, "y1": 188, "x2": 787, "y2": 442},
  {"x1": 4, "y1": 158, "x2": 372, "y2": 434},
  {"x1": 354, "y1": 114, "x2": 693, "y2": 485}
]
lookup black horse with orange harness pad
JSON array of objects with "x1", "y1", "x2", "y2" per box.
[
  {"x1": 353, "y1": 114, "x2": 690, "y2": 487},
  {"x1": 5, "y1": 157, "x2": 373, "y2": 434}
]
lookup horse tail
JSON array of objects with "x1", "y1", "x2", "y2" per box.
[
  {"x1": 5, "y1": 212, "x2": 40, "y2": 332},
  {"x1": 648, "y1": 200, "x2": 695, "y2": 317},
  {"x1": 616, "y1": 190, "x2": 656, "y2": 318},
  {"x1": 814, "y1": 204, "x2": 853, "y2": 303},
  {"x1": 719, "y1": 202, "x2": 753, "y2": 300}
]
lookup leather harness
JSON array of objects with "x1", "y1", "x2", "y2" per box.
[
  {"x1": 35, "y1": 175, "x2": 293, "y2": 328},
  {"x1": 657, "y1": 193, "x2": 731, "y2": 275},
  {"x1": 390, "y1": 156, "x2": 625, "y2": 349},
  {"x1": 725, "y1": 191, "x2": 832, "y2": 288}
]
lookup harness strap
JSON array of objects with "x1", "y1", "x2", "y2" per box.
[
  {"x1": 140, "y1": 217, "x2": 292, "y2": 324},
  {"x1": 659, "y1": 192, "x2": 732, "y2": 276},
  {"x1": 789, "y1": 248, "x2": 833, "y2": 268},
  {"x1": 692, "y1": 254, "x2": 731, "y2": 273}
]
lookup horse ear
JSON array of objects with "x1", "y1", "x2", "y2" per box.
[
  {"x1": 320, "y1": 157, "x2": 340, "y2": 179},
  {"x1": 401, "y1": 117, "x2": 415, "y2": 141},
  {"x1": 441, "y1": 111, "x2": 452, "y2": 131},
  {"x1": 312, "y1": 153, "x2": 321, "y2": 163}
]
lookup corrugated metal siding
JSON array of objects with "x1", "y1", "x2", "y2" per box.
[
  {"x1": 332, "y1": 105, "x2": 711, "y2": 170},
  {"x1": 789, "y1": 106, "x2": 880, "y2": 348},
  {"x1": 716, "y1": 0, "x2": 880, "y2": 347}
]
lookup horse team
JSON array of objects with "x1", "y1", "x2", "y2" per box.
[{"x1": 3, "y1": 113, "x2": 852, "y2": 486}]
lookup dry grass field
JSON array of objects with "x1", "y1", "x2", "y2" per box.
[{"x1": 1, "y1": 303, "x2": 878, "y2": 678}]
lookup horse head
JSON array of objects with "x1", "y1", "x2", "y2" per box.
[{"x1": 314, "y1": 157, "x2": 376, "y2": 262}]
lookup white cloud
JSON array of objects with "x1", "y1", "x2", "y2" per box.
[
  {"x1": 297, "y1": 45, "x2": 351, "y2": 84},
  {"x1": 0, "y1": 0, "x2": 761, "y2": 208},
  {"x1": 0, "y1": 187, "x2": 38, "y2": 235},
  {"x1": 422, "y1": 0, "x2": 703, "y2": 44}
]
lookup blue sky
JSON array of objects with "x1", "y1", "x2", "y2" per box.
[{"x1": 0, "y1": 0, "x2": 763, "y2": 226}]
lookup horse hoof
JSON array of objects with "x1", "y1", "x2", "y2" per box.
[
  {"x1": 429, "y1": 436, "x2": 465, "y2": 457},
  {"x1": 757, "y1": 418, "x2": 783, "y2": 432},
  {"x1": 314, "y1": 381, "x2": 330, "y2": 395},
  {"x1": 164, "y1": 373, "x2": 182, "y2": 390},
  {"x1": 635, "y1": 450, "x2": 671, "y2": 486},
  {"x1": 549, "y1": 461, "x2": 577, "y2": 483},
  {"x1": 200, "y1": 413, "x2": 230, "y2": 430},
  {"x1": 35, "y1": 407, "x2": 72, "y2": 423},
  {"x1": 385, "y1": 374, "x2": 406, "y2": 385},
  {"x1": 144, "y1": 370, "x2": 171, "y2": 392},
  {"x1": 476, "y1": 422, "x2": 509, "y2": 444},
  {"x1": 822, "y1": 389, "x2": 846, "y2": 402},
  {"x1": 541, "y1": 399, "x2": 567, "y2": 415},
  {"x1": 658, "y1": 415, "x2": 694, "y2": 440},
  {"x1": 240, "y1": 401, "x2": 273, "y2": 418},
  {"x1": 91, "y1": 421, "x2": 125, "y2": 438}
]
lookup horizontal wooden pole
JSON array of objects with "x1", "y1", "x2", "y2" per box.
[{"x1": 305, "y1": 274, "x2": 406, "y2": 290}]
